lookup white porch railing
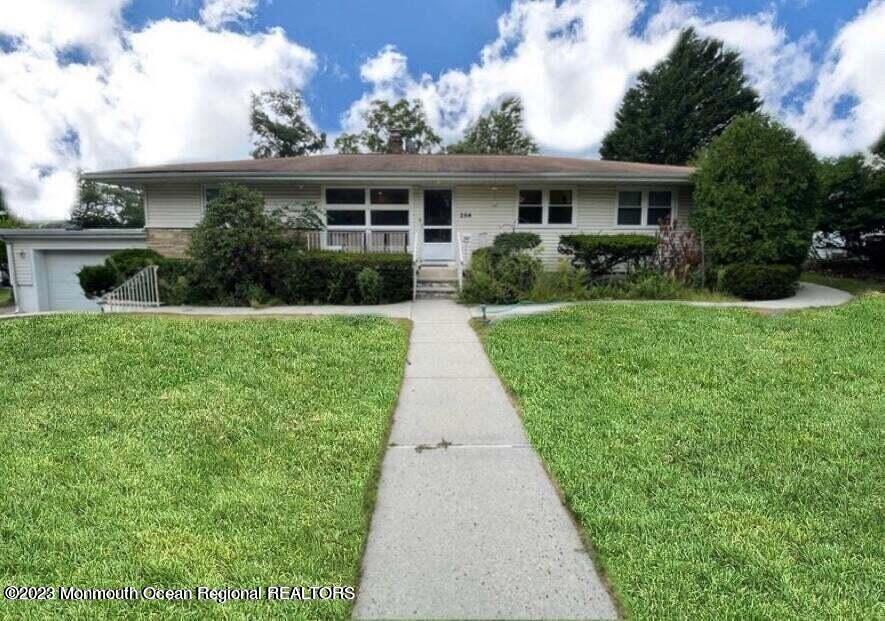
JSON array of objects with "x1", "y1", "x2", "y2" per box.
[
  {"x1": 100, "y1": 265, "x2": 160, "y2": 313},
  {"x1": 456, "y1": 233, "x2": 467, "y2": 292},
  {"x1": 299, "y1": 230, "x2": 409, "y2": 254},
  {"x1": 412, "y1": 230, "x2": 420, "y2": 301}
]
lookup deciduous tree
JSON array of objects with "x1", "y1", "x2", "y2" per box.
[
  {"x1": 447, "y1": 98, "x2": 538, "y2": 155},
  {"x1": 334, "y1": 99, "x2": 441, "y2": 154},
  {"x1": 250, "y1": 89, "x2": 326, "y2": 158}
]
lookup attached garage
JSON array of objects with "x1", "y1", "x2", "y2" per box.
[
  {"x1": 0, "y1": 229, "x2": 147, "y2": 314},
  {"x1": 44, "y1": 251, "x2": 111, "y2": 311}
]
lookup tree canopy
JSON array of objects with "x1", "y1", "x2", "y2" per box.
[
  {"x1": 600, "y1": 28, "x2": 760, "y2": 165},
  {"x1": 817, "y1": 153, "x2": 885, "y2": 258},
  {"x1": 691, "y1": 113, "x2": 819, "y2": 267},
  {"x1": 447, "y1": 97, "x2": 538, "y2": 155},
  {"x1": 334, "y1": 99, "x2": 441, "y2": 154},
  {"x1": 69, "y1": 178, "x2": 144, "y2": 228},
  {"x1": 250, "y1": 89, "x2": 326, "y2": 158}
]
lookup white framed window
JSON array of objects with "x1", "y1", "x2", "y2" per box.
[
  {"x1": 516, "y1": 189, "x2": 575, "y2": 227},
  {"x1": 616, "y1": 189, "x2": 676, "y2": 228},
  {"x1": 202, "y1": 185, "x2": 222, "y2": 214},
  {"x1": 324, "y1": 187, "x2": 410, "y2": 230}
]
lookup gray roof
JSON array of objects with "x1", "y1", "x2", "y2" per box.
[
  {"x1": 85, "y1": 154, "x2": 694, "y2": 182},
  {"x1": 0, "y1": 228, "x2": 146, "y2": 241}
]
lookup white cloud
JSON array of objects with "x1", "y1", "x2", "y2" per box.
[
  {"x1": 343, "y1": 0, "x2": 881, "y2": 158},
  {"x1": 0, "y1": 6, "x2": 315, "y2": 221},
  {"x1": 785, "y1": 0, "x2": 885, "y2": 155},
  {"x1": 200, "y1": 0, "x2": 260, "y2": 31}
]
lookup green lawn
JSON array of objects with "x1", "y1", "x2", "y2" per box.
[
  {"x1": 801, "y1": 271, "x2": 885, "y2": 295},
  {"x1": 479, "y1": 297, "x2": 884, "y2": 619},
  {"x1": 0, "y1": 315, "x2": 409, "y2": 620},
  {"x1": 0, "y1": 287, "x2": 10, "y2": 306}
]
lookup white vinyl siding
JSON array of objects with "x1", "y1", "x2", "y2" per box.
[
  {"x1": 13, "y1": 247, "x2": 33, "y2": 285},
  {"x1": 145, "y1": 184, "x2": 202, "y2": 228},
  {"x1": 144, "y1": 183, "x2": 322, "y2": 228},
  {"x1": 455, "y1": 183, "x2": 693, "y2": 267}
]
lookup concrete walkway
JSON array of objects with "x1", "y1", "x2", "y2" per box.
[
  {"x1": 471, "y1": 281, "x2": 853, "y2": 321},
  {"x1": 354, "y1": 299, "x2": 617, "y2": 620}
]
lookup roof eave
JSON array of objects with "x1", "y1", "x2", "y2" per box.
[{"x1": 83, "y1": 171, "x2": 694, "y2": 184}]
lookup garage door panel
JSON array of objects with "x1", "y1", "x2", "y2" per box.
[{"x1": 45, "y1": 251, "x2": 109, "y2": 311}]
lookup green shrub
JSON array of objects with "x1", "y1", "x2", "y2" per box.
[
  {"x1": 188, "y1": 183, "x2": 295, "y2": 304},
  {"x1": 280, "y1": 252, "x2": 411, "y2": 304},
  {"x1": 77, "y1": 264, "x2": 118, "y2": 299},
  {"x1": 492, "y1": 232, "x2": 541, "y2": 253},
  {"x1": 106, "y1": 248, "x2": 164, "y2": 279},
  {"x1": 155, "y1": 258, "x2": 193, "y2": 305},
  {"x1": 527, "y1": 261, "x2": 589, "y2": 302},
  {"x1": 719, "y1": 264, "x2": 800, "y2": 300},
  {"x1": 460, "y1": 246, "x2": 541, "y2": 304},
  {"x1": 558, "y1": 234, "x2": 657, "y2": 279},
  {"x1": 692, "y1": 113, "x2": 819, "y2": 267},
  {"x1": 625, "y1": 270, "x2": 686, "y2": 299},
  {"x1": 357, "y1": 268, "x2": 383, "y2": 304}
]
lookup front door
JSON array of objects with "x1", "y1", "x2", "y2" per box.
[{"x1": 422, "y1": 189, "x2": 454, "y2": 262}]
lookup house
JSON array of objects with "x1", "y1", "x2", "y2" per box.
[{"x1": 1, "y1": 151, "x2": 693, "y2": 312}]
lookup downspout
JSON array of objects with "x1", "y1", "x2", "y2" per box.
[{"x1": 5, "y1": 241, "x2": 20, "y2": 314}]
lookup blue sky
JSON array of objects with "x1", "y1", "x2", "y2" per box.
[
  {"x1": 1, "y1": 0, "x2": 883, "y2": 219},
  {"x1": 117, "y1": 0, "x2": 874, "y2": 133}
]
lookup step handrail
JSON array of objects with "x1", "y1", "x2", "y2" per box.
[{"x1": 100, "y1": 265, "x2": 161, "y2": 313}]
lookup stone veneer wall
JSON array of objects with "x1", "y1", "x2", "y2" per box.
[{"x1": 146, "y1": 228, "x2": 192, "y2": 258}]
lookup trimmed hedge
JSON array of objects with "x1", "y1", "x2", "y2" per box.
[
  {"x1": 278, "y1": 252, "x2": 412, "y2": 304},
  {"x1": 559, "y1": 234, "x2": 657, "y2": 278},
  {"x1": 719, "y1": 264, "x2": 800, "y2": 300},
  {"x1": 492, "y1": 232, "x2": 541, "y2": 253},
  {"x1": 77, "y1": 264, "x2": 119, "y2": 299}
]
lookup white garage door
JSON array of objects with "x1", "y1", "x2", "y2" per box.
[{"x1": 45, "y1": 251, "x2": 110, "y2": 311}]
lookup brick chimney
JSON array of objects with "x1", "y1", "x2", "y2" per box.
[{"x1": 387, "y1": 129, "x2": 404, "y2": 154}]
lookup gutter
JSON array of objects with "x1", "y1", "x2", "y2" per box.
[{"x1": 0, "y1": 228, "x2": 147, "y2": 241}]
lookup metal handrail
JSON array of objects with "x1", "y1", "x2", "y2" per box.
[
  {"x1": 100, "y1": 265, "x2": 160, "y2": 313},
  {"x1": 456, "y1": 233, "x2": 466, "y2": 292},
  {"x1": 411, "y1": 229, "x2": 420, "y2": 301}
]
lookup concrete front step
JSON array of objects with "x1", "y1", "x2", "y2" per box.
[{"x1": 417, "y1": 265, "x2": 457, "y2": 282}]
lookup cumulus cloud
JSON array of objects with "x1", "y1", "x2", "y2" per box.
[
  {"x1": 0, "y1": 3, "x2": 315, "y2": 221},
  {"x1": 785, "y1": 0, "x2": 885, "y2": 156},
  {"x1": 342, "y1": 0, "x2": 881, "y2": 157},
  {"x1": 200, "y1": 0, "x2": 260, "y2": 31}
]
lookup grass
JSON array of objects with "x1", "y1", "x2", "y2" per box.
[
  {"x1": 479, "y1": 297, "x2": 884, "y2": 619},
  {"x1": 0, "y1": 287, "x2": 10, "y2": 306},
  {"x1": 0, "y1": 314, "x2": 409, "y2": 620},
  {"x1": 801, "y1": 271, "x2": 885, "y2": 295}
]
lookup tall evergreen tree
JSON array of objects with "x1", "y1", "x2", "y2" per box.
[
  {"x1": 872, "y1": 132, "x2": 885, "y2": 159},
  {"x1": 334, "y1": 99, "x2": 441, "y2": 154},
  {"x1": 250, "y1": 89, "x2": 326, "y2": 158},
  {"x1": 447, "y1": 97, "x2": 538, "y2": 155},
  {"x1": 600, "y1": 28, "x2": 760, "y2": 165},
  {"x1": 69, "y1": 178, "x2": 144, "y2": 228}
]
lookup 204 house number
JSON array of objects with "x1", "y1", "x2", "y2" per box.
[{"x1": 459, "y1": 212, "x2": 472, "y2": 219}]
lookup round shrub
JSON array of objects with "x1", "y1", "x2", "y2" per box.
[
  {"x1": 106, "y1": 248, "x2": 164, "y2": 279},
  {"x1": 492, "y1": 232, "x2": 541, "y2": 253},
  {"x1": 691, "y1": 113, "x2": 819, "y2": 267},
  {"x1": 460, "y1": 246, "x2": 541, "y2": 304},
  {"x1": 719, "y1": 264, "x2": 800, "y2": 300},
  {"x1": 77, "y1": 264, "x2": 118, "y2": 299},
  {"x1": 357, "y1": 267, "x2": 383, "y2": 304}
]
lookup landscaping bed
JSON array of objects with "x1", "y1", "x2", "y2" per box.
[
  {"x1": 479, "y1": 297, "x2": 884, "y2": 619},
  {"x1": 0, "y1": 314, "x2": 409, "y2": 619}
]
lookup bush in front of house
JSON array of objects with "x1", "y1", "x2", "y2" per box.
[
  {"x1": 719, "y1": 264, "x2": 800, "y2": 300},
  {"x1": 188, "y1": 183, "x2": 294, "y2": 305},
  {"x1": 78, "y1": 248, "x2": 196, "y2": 303},
  {"x1": 278, "y1": 252, "x2": 412, "y2": 304},
  {"x1": 78, "y1": 264, "x2": 120, "y2": 299},
  {"x1": 558, "y1": 234, "x2": 657, "y2": 280},
  {"x1": 460, "y1": 232, "x2": 543, "y2": 304},
  {"x1": 691, "y1": 113, "x2": 819, "y2": 268},
  {"x1": 492, "y1": 231, "x2": 542, "y2": 254},
  {"x1": 357, "y1": 267, "x2": 383, "y2": 304}
]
